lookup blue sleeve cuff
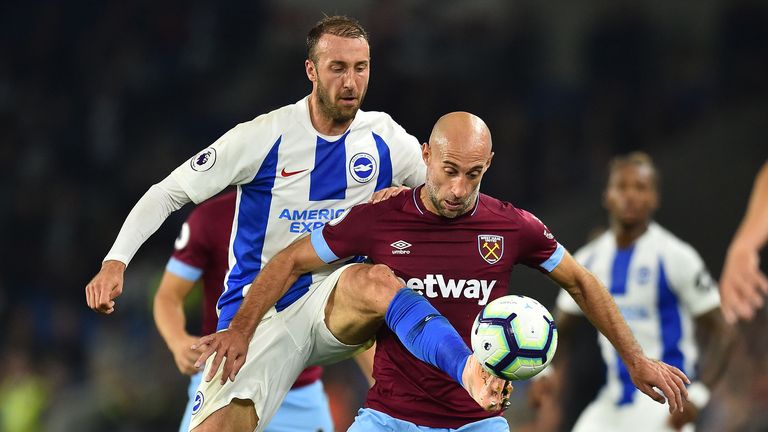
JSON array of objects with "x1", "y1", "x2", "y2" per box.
[
  {"x1": 540, "y1": 243, "x2": 565, "y2": 272},
  {"x1": 166, "y1": 257, "x2": 203, "y2": 281},
  {"x1": 311, "y1": 229, "x2": 340, "y2": 264}
]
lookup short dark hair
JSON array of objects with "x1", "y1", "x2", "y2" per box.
[
  {"x1": 608, "y1": 151, "x2": 660, "y2": 187},
  {"x1": 307, "y1": 15, "x2": 369, "y2": 63}
]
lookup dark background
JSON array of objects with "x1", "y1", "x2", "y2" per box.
[{"x1": 1, "y1": 0, "x2": 766, "y2": 431}]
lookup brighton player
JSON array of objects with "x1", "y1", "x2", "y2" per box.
[
  {"x1": 153, "y1": 190, "x2": 334, "y2": 432},
  {"x1": 196, "y1": 113, "x2": 691, "y2": 432},
  {"x1": 84, "y1": 15, "x2": 427, "y2": 431},
  {"x1": 554, "y1": 152, "x2": 732, "y2": 431}
]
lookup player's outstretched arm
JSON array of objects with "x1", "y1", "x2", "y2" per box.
[
  {"x1": 193, "y1": 236, "x2": 326, "y2": 384},
  {"x1": 548, "y1": 251, "x2": 690, "y2": 413},
  {"x1": 85, "y1": 176, "x2": 192, "y2": 314},
  {"x1": 720, "y1": 161, "x2": 768, "y2": 323}
]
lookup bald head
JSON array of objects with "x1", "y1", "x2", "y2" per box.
[
  {"x1": 428, "y1": 112, "x2": 492, "y2": 157},
  {"x1": 420, "y1": 112, "x2": 494, "y2": 218}
]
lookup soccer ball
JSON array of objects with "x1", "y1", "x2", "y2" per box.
[{"x1": 471, "y1": 295, "x2": 557, "y2": 380}]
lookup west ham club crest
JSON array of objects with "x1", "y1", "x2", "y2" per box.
[{"x1": 478, "y1": 234, "x2": 504, "y2": 264}]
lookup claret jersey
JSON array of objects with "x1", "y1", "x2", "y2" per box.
[
  {"x1": 170, "y1": 96, "x2": 425, "y2": 331},
  {"x1": 311, "y1": 186, "x2": 564, "y2": 428}
]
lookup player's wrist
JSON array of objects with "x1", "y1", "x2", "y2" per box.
[
  {"x1": 686, "y1": 381, "x2": 710, "y2": 410},
  {"x1": 101, "y1": 259, "x2": 127, "y2": 272}
]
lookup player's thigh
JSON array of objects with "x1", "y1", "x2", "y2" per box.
[
  {"x1": 304, "y1": 265, "x2": 375, "y2": 366},
  {"x1": 324, "y1": 263, "x2": 403, "y2": 345},
  {"x1": 189, "y1": 312, "x2": 309, "y2": 432},
  {"x1": 264, "y1": 380, "x2": 334, "y2": 432}
]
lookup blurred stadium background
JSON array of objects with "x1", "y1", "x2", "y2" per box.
[{"x1": 1, "y1": 0, "x2": 766, "y2": 431}]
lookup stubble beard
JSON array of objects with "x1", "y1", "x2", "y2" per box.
[
  {"x1": 424, "y1": 181, "x2": 474, "y2": 218},
  {"x1": 316, "y1": 77, "x2": 365, "y2": 124}
]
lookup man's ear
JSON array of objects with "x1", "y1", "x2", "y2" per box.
[
  {"x1": 421, "y1": 143, "x2": 430, "y2": 164},
  {"x1": 305, "y1": 59, "x2": 317, "y2": 82}
]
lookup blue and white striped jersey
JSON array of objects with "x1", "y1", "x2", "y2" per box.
[
  {"x1": 171, "y1": 96, "x2": 425, "y2": 331},
  {"x1": 556, "y1": 222, "x2": 720, "y2": 406}
]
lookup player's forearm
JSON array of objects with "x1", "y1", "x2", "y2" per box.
[
  {"x1": 153, "y1": 292, "x2": 189, "y2": 348},
  {"x1": 227, "y1": 253, "x2": 304, "y2": 338},
  {"x1": 104, "y1": 175, "x2": 191, "y2": 265},
  {"x1": 566, "y1": 271, "x2": 644, "y2": 366},
  {"x1": 695, "y1": 309, "x2": 735, "y2": 389},
  {"x1": 731, "y1": 162, "x2": 768, "y2": 251}
]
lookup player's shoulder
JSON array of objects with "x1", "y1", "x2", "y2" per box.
[
  {"x1": 648, "y1": 222, "x2": 701, "y2": 262},
  {"x1": 478, "y1": 194, "x2": 538, "y2": 225},
  {"x1": 574, "y1": 230, "x2": 611, "y2": 259},
  {"x1": 231, "y1": 101, "x2": 300, "y2": 138},
  {"x1": 354, "y1": 109, "x2": 417, "y2": 143}
]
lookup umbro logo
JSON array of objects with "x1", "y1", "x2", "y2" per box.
[{"x1": 391, "y1": 240, "x2": 411, "y2": 255}]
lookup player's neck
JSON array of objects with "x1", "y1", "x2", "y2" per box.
[
  {"x1": 308, "y1": 94, "x2": 353, "y2": 136},
  {"x1": 610, "y1": 220, "x2": 650, "y2": 249}
]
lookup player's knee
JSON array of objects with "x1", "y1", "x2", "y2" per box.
[{"x1": 356, "y1": 264, "x2": 404, "y2": 310}]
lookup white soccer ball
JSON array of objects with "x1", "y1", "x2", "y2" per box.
[{"x1": 471, "y1": 295, "x2": 558, "y2": 380}]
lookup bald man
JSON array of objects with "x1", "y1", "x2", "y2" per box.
[{"x1": 195, "y1": 112, "x2": 690, "y2": 432}]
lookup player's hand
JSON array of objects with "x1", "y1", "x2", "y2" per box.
[
  {"x1": 528, "y1": 374, "x2": 556, "y2": 410},
  {"x1": 192, "y1": 328, "x2": 250, "y2": 385},
  {"x1": 720, "y1": 244, "x2": 768, "y2": 323},
  {"x1": 369, "y1": 186, "x2": 410, "y2": 204},
  {"x1": 85, "y1": 260, "x2": 126, "y2": 314},
  {"x1": 171, "y1": 334, "x2": 203, "y2": 375},
  {"x1": 462, "y1": 355, "x2": 514, "y2": 411},
  {"x1": 627, "y1": 356, "x2": 690, "y2": 414},
  {"x1": 667, "y1": 399, "x2": 698, "y2": 430}
]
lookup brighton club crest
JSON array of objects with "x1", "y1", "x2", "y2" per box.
[{"x1": 478, "y1": 234, "x2": 504, "y2": 265}]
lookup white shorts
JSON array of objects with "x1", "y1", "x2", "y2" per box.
[
  {"x1": 189, "y1": 264, "x2": 367, "y2": 431},
  {"x1": 572, "y1": 392, "x2": 694, "y2": 432}
]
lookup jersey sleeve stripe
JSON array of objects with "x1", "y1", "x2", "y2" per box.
[
  {"x1": 539, "y1": 243, "x2": 565, "y2": 272},
  {"x1": 311, "y1": 229, "x2": 340, "y2": 264},
  {"x1": 166, "y1": 257, "x2": 203, "y2": 281}
]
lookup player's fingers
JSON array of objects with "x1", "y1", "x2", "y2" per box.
[
  {"x1": 206, "y1": 350, "x2": 225, "y2": 384},
  {"x1": 667, "y1": 370, "x2": 687, "y2": 409},
  {"x1": 230, "y1": 355, "x2": 246, "y2": 382},
  {"x1": 756, "y1": 270, "x2": 768, "y2": 294},
  {"x1": 657, "y1": 376, "x2": 679, "y2": 414},
  {"x1": 667, "y1": 364, "x2": 690, "y2": 386},
  {"x1": 194, "y1": 339, "x2": 218, "y2": 370},
  {"x1": 192, "y1": 334, "x2": 216, "y2": 351},
  {"x1": 85, "y1": 284, "x2": 94, "y2": 309},
  {"x1": 640, "y1": 383, "x2": 666, "y2": 405}
]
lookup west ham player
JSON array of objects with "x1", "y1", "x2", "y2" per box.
[
  {"x1": 554, "y1": 152, "x2": 732, "y2": 431},
  {"x1": 84, "y1": 15, "x2": 427, "y2": 431},
  {"x1": 196, "y1": 113, "x2": 691, "y2": 432},
  {"x1": 153, "y1": 191, "x2": 333, "y2": 432}
]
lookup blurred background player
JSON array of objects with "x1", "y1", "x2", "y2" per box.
[
  {"x1": 720, "y1": 161, "x2": 768, "y2": 323},
  {"x1": 153, "y1": 190, "x2": 335, "y2": 432},
  {"x1": 552, "y1": 152, "x2": 733, "y2": 431}
]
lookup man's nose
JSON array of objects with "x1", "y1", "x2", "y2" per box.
[{"x1": 451, "y1": 177, "x2": 469, "y2": 198}]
